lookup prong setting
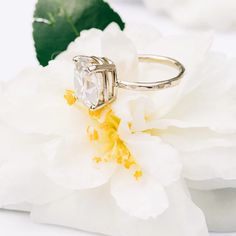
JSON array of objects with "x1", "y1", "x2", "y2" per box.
[{"x1": 73, "y1": 56, "x2": 117, "y2": 110}]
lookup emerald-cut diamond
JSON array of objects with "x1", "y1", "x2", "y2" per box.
[{"x1": 74, "y1": 56, "x2": 117, "y2": 110}]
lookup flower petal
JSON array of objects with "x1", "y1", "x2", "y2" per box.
[
  {"x1": 160, "y1": 127, "x2": 236, "y2": 152},
  {"x1": 181, "y1": 147, "x2": 236, "y2": 181},
  {"x1": 44, "y1": 135, "x2": 116, "y2": 190},
  {"x1": 0, "y1": 123, "x2": 70, "y2": 206},
  {"x1": 102, "y1": 23, "x2": 139, "y2": 82},
  {"x1": 56, "y1": 28, "x2": 103, "y2": 61},
  {"x1": 149, "y1": 55, "x2": 236, "y2": 133},
  {"x1": 110, "y1": 169, "x2": 169, "y2": 219},
  {"x1": 122, "y1": 132, "x2": 182, "y2": 186},
  {"x1": 0, "y1": 62, "x2": 84, "y2": 136}
]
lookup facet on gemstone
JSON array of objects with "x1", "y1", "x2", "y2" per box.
[
  {"x1": 74, "y1": 58, "x2": 102, "y2": 109},
  {"x1": 73, "y1": 56, "x2": 117, "y2": 110}
]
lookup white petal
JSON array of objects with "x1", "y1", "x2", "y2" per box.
[
  {"x1": 0, "y1": 124, "x2": 70, "y2": 206},
  {"x1": 44, "y1": 135, "x2": 116, "y2": 189},
  {"x1": 110, "y1": 169, "x2": 169, "y2": 219},
  {"x1": 181, "y1": 147, "x2": 236, "y2": 181},
  {"x1": 31, "y1": 185, "x2": 115, "y2": 236},
  {"x1": 123, "y1": 132, "x2": 182, "y2": 186},
  {"x1": 0, "y1": 161, "x2": 71, "y2": 206},
  {"x1": 0, "y1": 62, "x2": 96, "y2": 136},
  {"x1": 56, "y1": 28, "x2": 103, "y2": 61},
  {"x1": 124, "y1": 23, "x2": 161, "y2": 53},
  {"x1": 112, "y1": 94, "x2": 152, "y2": 131},
  {"x1": 102, "y1": 23, "x2": 138, "y2": 82},
  {"x1": 150, "y1": 55, "x2": 236, "y2": 133},
  {"x1": 161, "y1": 127, "x2": 236, "y2": 152}
]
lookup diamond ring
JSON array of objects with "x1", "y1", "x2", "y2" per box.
[{"x1": 73, "y1": 55, "x2": 185, "y2": 110}]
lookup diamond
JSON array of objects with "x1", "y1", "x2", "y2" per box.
[
  {"x1": 74, "y1": 58, "x2": 103, "y2": 109},
  {"x1": 73, "y1": 56, "x2": 117, "y2": 110}
]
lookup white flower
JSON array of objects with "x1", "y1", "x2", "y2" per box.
[
  {"x1": 0, "y1": 23, "x2": 210, "y2": 236},
  {"x1": 142, "y1": 0, "x2": 236, "y2": 30},
  {"x1": 0, "y1": 24, "x2": 182, "y2": 219}
]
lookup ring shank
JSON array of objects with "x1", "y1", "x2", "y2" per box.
[{"x1": 116, "y1": 55, "x2": 185, "y2": 91}]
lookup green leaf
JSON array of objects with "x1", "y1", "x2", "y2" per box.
[{"x1": 33, "y1": 0, "x2": 125, "y2": 66}]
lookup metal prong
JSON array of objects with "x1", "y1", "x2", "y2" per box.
[
  {"x1": 91, "y1": 56, "x2": 103, "y2": 65},
  {"x1": 73, "y1": 55, "x2": 94, "y2": 63},
  {"x1": 101, "y1": 57, "x2": 114, "y2": 65},
  {"x1": 88, "y1": 64, "x2": 116, "y2": 73},
  {"x1": 73, "y1": 56, "x2": 79, "y2": 63}
]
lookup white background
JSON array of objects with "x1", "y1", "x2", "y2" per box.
[{"x1": 0, "y1": 0, "x2": 236, "y2": 235}]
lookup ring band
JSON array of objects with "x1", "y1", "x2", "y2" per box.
[
  {"x1": 117, "y1": 55, "x2": 185, "y2": 91},
  {"x1": 73, "y1": 54, "x2": 185, "y2": 110}
]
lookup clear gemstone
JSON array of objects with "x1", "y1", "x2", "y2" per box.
[{"x1": 74, "y1": 59, "x2": 102, "y2": 109}]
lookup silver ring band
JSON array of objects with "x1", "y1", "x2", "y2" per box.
[{"x1": 117, "y1": 55, "x2": 185, "y2": 91}]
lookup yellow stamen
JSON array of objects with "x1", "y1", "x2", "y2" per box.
[
  {"x1": 65, "y1": 106, "x2": 142, "y2": 179},
  {"x1": 93, "y1": 157, "x2": 102, "y2": 164},
  {"x1": 144, "y1": 114, "x2": 151, "y2": 121},
  {"x1": 134, "y1": 170, "x2": 143, "y2": 180},
  {"x1": 89, "y1": 109, "x2": 142, "y2": 179},
  {"x1": 64, "y1": 90, "x2": 76, "y2": 105},
  {"x1": 124, "y1": 156, "x2": 136, "y2": 169},
  {"x1": 116, "y1": 155, "x2": 123, "y2": 165},
  {"x1": 89, "y1": 106, "x2": 107, "y2": 119},
  {"x1": 128, "y1": 122, "x2": 132, "y2": 129},
  {"x1": 87, "y1": 126, "x2": 99, "y2": 141}
]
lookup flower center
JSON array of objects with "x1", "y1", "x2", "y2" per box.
[{"x1": 64, "y1": 90, "x2": 142, "y2": 180}]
